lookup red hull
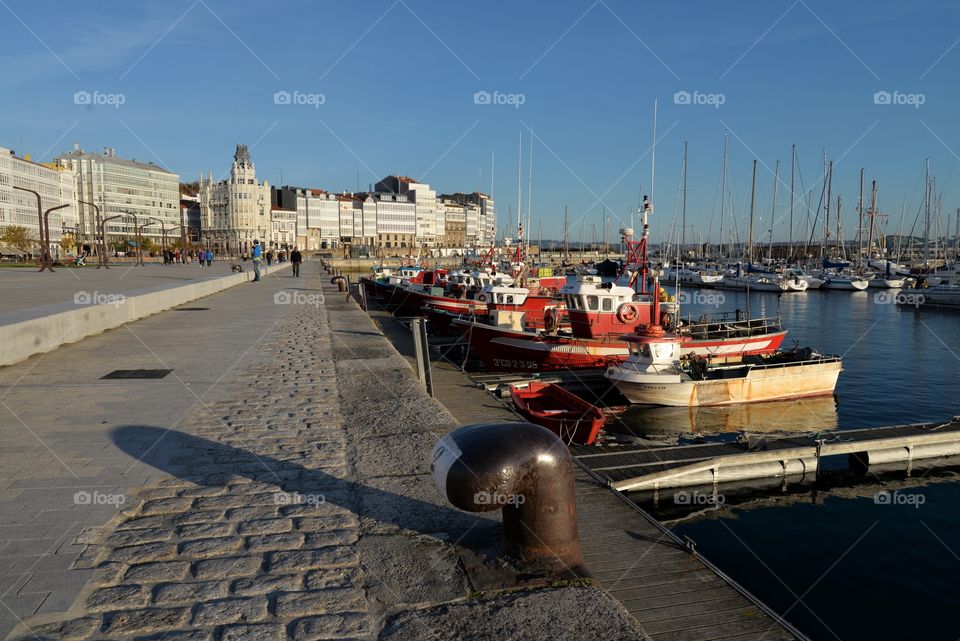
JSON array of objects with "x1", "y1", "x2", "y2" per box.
[
  {"x1": 511, "y1": 382, "x2": 605, "y2": 445},
  {"x1": 455, "y1": 320, "x2": 787, "y2": 372}
]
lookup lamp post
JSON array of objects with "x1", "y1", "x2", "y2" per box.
[
  {"x1": 137, "y1": 221, "x2": 154, "y2": 265},
  {"x1": 121, "y1": 212, "x2": 147, "y2": 266},
  {"x1": 98, "y1": 215, "x2": 125, "y2": 268},
  {"x1": 145, "y1": 217, "x2": 171, "y2": 251},
  {"x1": 78, "y1": 200, "x2": 109, "y2": 268},
  {"x1": 13, "y1": 186, "x2": 68, "y2": 272}
]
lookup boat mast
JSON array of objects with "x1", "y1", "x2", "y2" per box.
[
  {"x1": 924, "y1": 159, "x2": 931, "y2": 267},
  {"x1": 747, "y1": 159, "x2": 757, "y2": 265},
  {"x1": 768, "y1": 160, "x2": 779, "y2": 261},
  {"x1": 858, "y1": 168, "x2": 865, "y2": 270},
  {"x1": 719, "y1": 135, "x2": 728, "y2": 260},
  {"x1": 563, "y1": 205, "x2": 569, "y2": 260},
  {"x1": 866, "y1": 179, "x2": 877, "y2": 273},
  {"x1": 789, "y1": 144, "x2": 795, "y2": 263},
  {"x1": 681, "y1": 140, "x2": 688, "y2": 259},
  {"x1": 824, "y1": 160, "x2": 833, "y2": 260}
]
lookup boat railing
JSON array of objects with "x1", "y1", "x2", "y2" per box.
[{"x1": 682, "y1": 313, "x2": 782, "y2": 339}]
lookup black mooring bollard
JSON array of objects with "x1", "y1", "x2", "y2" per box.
[
  {"x1": 431, "y1": 422, "x2": 585, "y2": 577},
  {"x1": 331, "y1": 276, "x2": 347, "y2": 292}
]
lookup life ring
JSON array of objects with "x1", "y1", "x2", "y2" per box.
[
  {"x1": 617, "y1": 302, "x2": 640, "y2": 323},
  {"x1": 476, "y1": 291, "x2": 488, "y2": 303}
]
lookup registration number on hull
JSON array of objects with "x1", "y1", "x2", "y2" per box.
[{"x1": 492, "y1": 359, "x2": 540, "y2": 370}]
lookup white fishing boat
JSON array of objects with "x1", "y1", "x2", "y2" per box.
[{"x1": 605, "y1": 326, "x2": 842, "y2": 406}]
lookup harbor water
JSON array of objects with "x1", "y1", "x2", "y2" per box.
[{"x1": 617, "y1": 288, "x2": 960, "y2": 640}]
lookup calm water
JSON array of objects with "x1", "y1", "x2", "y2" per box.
[{"x1": 614, "y1": 289, "x2": 960, "y2": 640}]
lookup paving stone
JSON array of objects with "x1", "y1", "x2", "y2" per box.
[
  {"x1": 176, "y1": 485, "x2": 229, "y2": 498},
  {"x1": 244, "y1": 532, "x2": 305, "y2": 553},
  {"x1": 123, "y1": 561, "x2": 191, "y2": 583},
  {"x1": 107, "y1": 527, "x2": 173, "y2": 547},
  {"x1": 267, "y1": 547, "x2": 358, "y2": 573},
  {"x1": 290, "y1": 612, "x2": 371, "y2": 641},
  {"x1": 274, "y1": 589, "x2": 365, "y2": 619},
  {"x1": 132, "y1": 630, "x2": 212, "y2": 641},
  {"x1": 107, "y1": 541, "x2": 177, "y2": 564},
  {"x1": 172, "y1": 510, "x2": 226, "y2": 526},
  {"x1": 177, "y1": 537, "x2": 244, "y2": 559},
  {"x1": 86, "y1": 584, "x2": 146, "y2": 611},
  {"x1": 218, "y1": 622, "x2": 284, "y2": 641},
  {"x1": 191, "y1": 597, "x2": 268, "y2": 626},
  {"x1": 303, "y1": 567, "x2": 360, "y2": 591},
  {"x1": 102, "y1": 607, "x2": 190, "y2": 635},
  {"x1": 91, "y1": 561, "x2": 127, "y2": 585},
  {"x1": 224, "y1": 506, "x2": 278, "y2": 521},
  {"x1": 230, "y1": 574, "x2": 302, "y2": 596},
  {"x1": 192, "y1": 556, "x2": 263, "y2": 580},
  {"x1": 303, "y1": 530, "x2": 359, "y2": 548},
  {"x1": 116, "y1": 515, "x2": 168, "y2": 531},
  {"x1": 8, "y1": 615, "x2": 100, "y2": 641},
  {"x1": 176, "y1": 522, "x2": 234, "y2": 539},
  {"x1": 152, "y1": 580, "x2": 229, "y2": 605},
  {"x1": 140, "y1": 497, "x2": 193, "y2": 516},
  {"x1": 236, "y1": 519, "x2": 292, "y2": 536}
]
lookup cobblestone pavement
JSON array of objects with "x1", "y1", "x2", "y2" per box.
[{"x1": 2, "y1": 262, "x2": 646, "y2": 641}]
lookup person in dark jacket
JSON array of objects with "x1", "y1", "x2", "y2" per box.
[{"x1": 290, "y1": 247, "x2": 302, "y2": 277}]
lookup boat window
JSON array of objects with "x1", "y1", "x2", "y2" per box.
[
  {"x1": 505, "y1": 295, "x2": 514, "y2": 304},
  {"x1": 641, "y1": 344, "x2": 652, "y2": 358},
  {"x1": 586, "y1": 295, "x2": 599, "y2": 311},
  {"x1": 601, "y1": 297, "x2": 613, "y2": 311}
]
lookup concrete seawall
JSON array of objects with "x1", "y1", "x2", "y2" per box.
[{"x1": 0, "y1": 263, "x2": 291, "y2": 367}]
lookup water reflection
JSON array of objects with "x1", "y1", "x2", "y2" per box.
[{"x1": 610, "y1": 395, "x2": 839, "y2": 438}]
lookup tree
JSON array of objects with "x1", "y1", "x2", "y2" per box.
[
  {"x1": 0, "y1": 226, "x2": 36, "y2": 253},
  {"x1": 60, "y1": 233, "x2": 76, "y2": 254},
  {"x1": 140, "y1": 237, "x2": 156, "y2": 253}
]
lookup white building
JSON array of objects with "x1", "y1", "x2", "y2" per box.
[
  {"x1": 198, "y1": 144, "x2": 271, "y2": 255},
  {"x1": 407, "y1": 181, "x2": 439, "y2": 247},
  {"x1": 0, "y1": 147, "x2": 78, "y2": 255},
  {"x1": 375, "y1": 192, "x2": 416, "y2": 251},
  {"x1": 269, "y1": 206, "x2": 297, "y2": 248},
  {"x1": 54, "y1": 144, "x2": 179, "y2": 250}
]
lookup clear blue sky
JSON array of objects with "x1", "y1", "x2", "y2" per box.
[{"x1": 4, "y1": 0, "x2": 960, "y2": 245}]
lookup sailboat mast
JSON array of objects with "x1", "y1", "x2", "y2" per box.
[
  {"x1": 924, "y1": 159, "x2": 931, "y2": 267},
  {"x1": 789, "y1": 144, "x2": 795, "y2": 262},
  {"x1": 719, "y1": 135, "x2": 727, "y2": 259},
  {"x1": 866, "y1": 180, "x2": 877, "y2": 272},
  {"x1": 824, "y1": 160, "x2": 833, "y2": 259},
  {"x1": 768, "y1": 160, "x2": 779, "y2": 260},
  {"x1": 748, "y1": 159, "x2": 757, "y2": 264},
  {"x1": 516, "y1": 129, "x2": 523, "y2": 244},
  {"x1": 563, "y1": 205, "x2": 569, "y2": 260},
  {"x1": 681, "y1": 140, "x2": 688, "y2": 255},
  {"x1": 858, "y1": 168, "x2": 865, "y2": 269}
]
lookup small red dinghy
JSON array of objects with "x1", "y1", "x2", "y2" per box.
[{"x1": 510, "y1": 382, "x2": 606, "y2": 445}]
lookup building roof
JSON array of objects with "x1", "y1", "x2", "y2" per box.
[{"x1": 55, "y1": 147, "x2": 178, "y2": 176}]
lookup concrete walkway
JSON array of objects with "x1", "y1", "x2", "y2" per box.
[{"x1": 0, "y1": 261, "x2": 646, "y2": 640}]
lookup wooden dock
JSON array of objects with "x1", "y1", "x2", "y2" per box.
[
  {"x1": 571, "y1": 420, "x2": 960, "y2": 491},
  {"x1": 362, "y1": 292, "x2": 808, "y2": 640}
]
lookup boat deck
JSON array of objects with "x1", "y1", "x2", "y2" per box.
[{"x1": 571, "y1": 420, "x2": 960, "y2": 491}]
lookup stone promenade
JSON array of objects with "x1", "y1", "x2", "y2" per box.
[{"x1": 0, "y1": 261, "x2": 645, "y2": 640}]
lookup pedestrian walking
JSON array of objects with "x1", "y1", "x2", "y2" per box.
[
  {"x1": 290, "y1": 246, "x2": 302, "y2": 277},
  {"x1": 266, "y1": 249, "x2": 273, "y2": 266},
  {"x1": 251, "y1": 240, "x2": 262, "y2": 282},
  {"x1": 205, "y1": 249, "x2": 213, "y2": 267}
]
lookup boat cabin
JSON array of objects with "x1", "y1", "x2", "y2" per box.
[{"x1": 561, "y1": 276, "x2": 661, "y2": 339}]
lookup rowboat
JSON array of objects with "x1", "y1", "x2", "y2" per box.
[{"x1": 510, "y1": 382, "x2": 606, "y2": 445}]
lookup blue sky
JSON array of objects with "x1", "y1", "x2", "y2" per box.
[{"x1": 3, "y1": 0, "x2": 960, "y2": 245}]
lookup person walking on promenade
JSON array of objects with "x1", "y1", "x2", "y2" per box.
[
  {"x1": 290, "y1": 246, "x2": 302, "y2": 277},
  {"x1": 251, "y1": 240, "x2": 262, "y2": 282},
  {"x1": 205, "y1": 249, "x2": 213, "y2": 267},
  {"x1": 266, "y1": 249, "x2": 273, "y2": 266}
]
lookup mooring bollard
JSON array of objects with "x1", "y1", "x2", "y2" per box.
[
  {"x1": 431, "y1": 422, "x2": 584, "y2": 577},
  {"x1": 331, "y1": 275, "x2": 347, "y2": 292}
]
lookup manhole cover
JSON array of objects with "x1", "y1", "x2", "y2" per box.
[
  {"x1": 101, "y1": 369, "x2": 174, "y2": 380},
  {"x1": 173, "y1": 307, "x2": 210, "y2": 311}
]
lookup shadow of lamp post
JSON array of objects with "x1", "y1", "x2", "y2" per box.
[{"x1": 13, "y1": 186, "x2": 69, "y2": 273}]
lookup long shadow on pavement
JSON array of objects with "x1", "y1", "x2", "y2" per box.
[{"x1": 110, "y1": 425, "x2": 497, "y2": 552}]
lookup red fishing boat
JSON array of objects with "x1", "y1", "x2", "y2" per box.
[{"x1": 510, "y1": 382, "x2": 606, "y2": 445}]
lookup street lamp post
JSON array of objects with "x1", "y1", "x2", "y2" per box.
[
  {"x1": 13, "y1": 186, "x2": 68, "y2": 272},
  {"x1": 121, "y1": 212, "x2": 147, "y2": 266},
  {"x1": 98, "y1": 215, "x2": 125, "y2": 268},
  {"x1": 78, "y1": 200, "x2": 109, "y2": 268},
  {"x1": 137, "y1": 222, "x2": 154, "y2": 264}
]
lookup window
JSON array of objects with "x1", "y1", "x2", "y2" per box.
[
  {"x1": 586, "y1": 296, "x2": 599, "y2": 311},
  {"x1": 601, "y1": 297, "x2": 613, "y2": 312}
]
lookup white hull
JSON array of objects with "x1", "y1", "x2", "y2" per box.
[
  {"x1": 868, "y1": 277, "x2": 905, "y2": 289},
  {"x1": 822, "y1": 277, "x2": 869, "y2": 291},
  {"x1": 609, "y1": 360, "x2": 842, "y2": 407}
]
